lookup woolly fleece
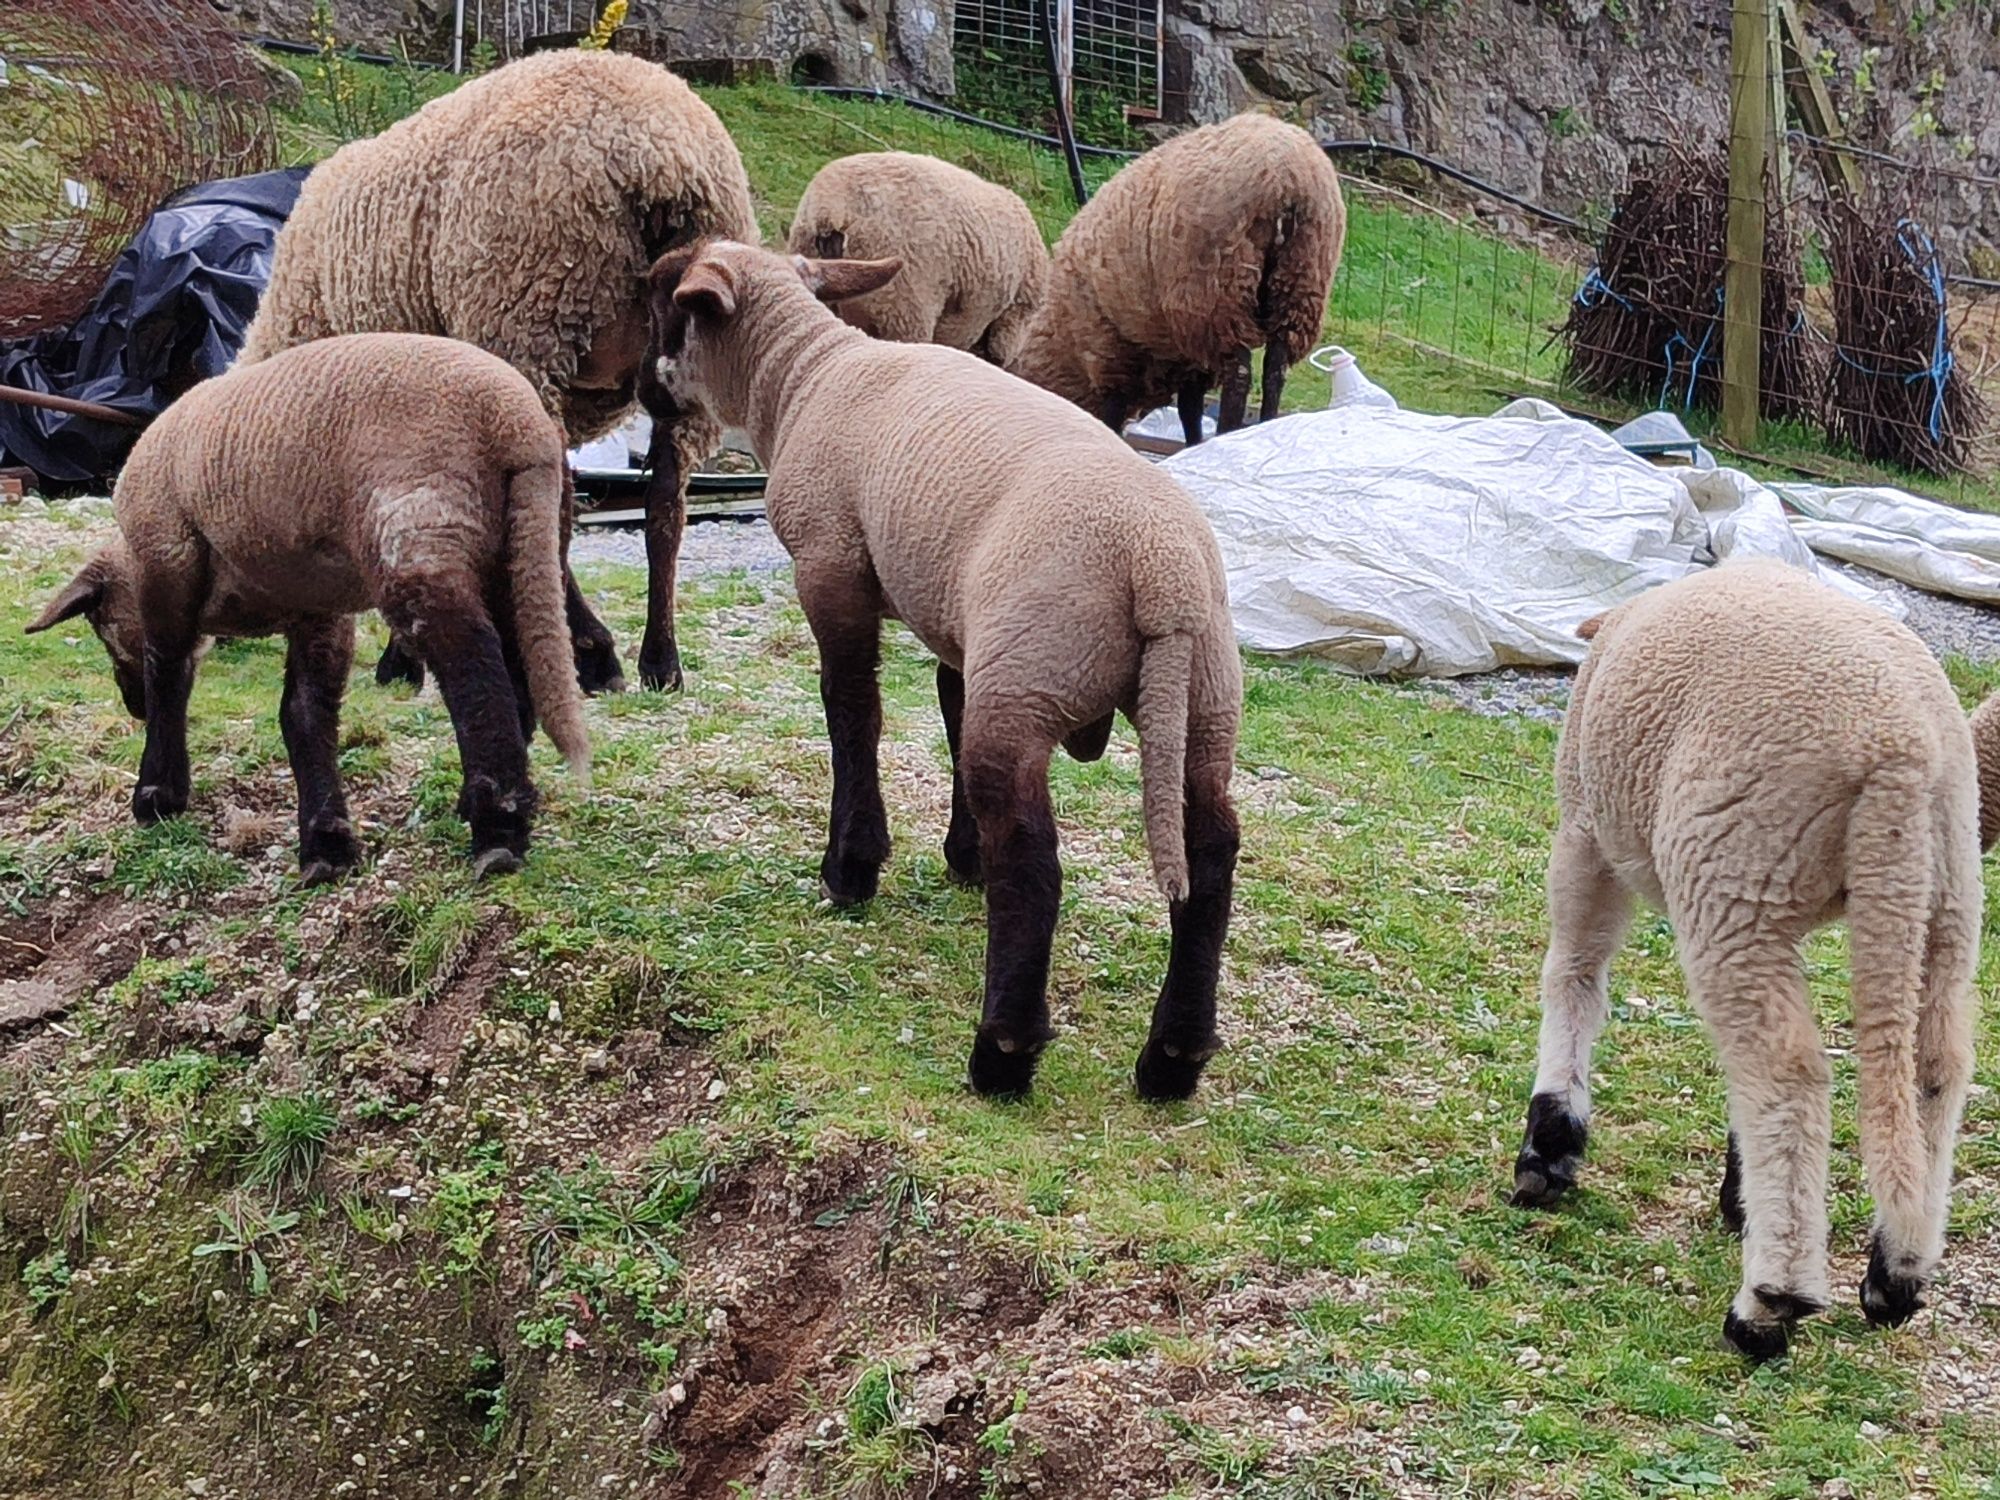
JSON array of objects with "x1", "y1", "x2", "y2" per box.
[
  {"x1": 46, "y1": 333, "x2": 590, "y2": 777},
  {"x1": 785, "y1": 151, "x2": 1050, "y2": 365},
  {"x1": 1535, "y1": 559, "x2": 1980, "y2": 1351},
  {"x1": 238, "y1": 49, "x2": 758, "y2": 451},
  {"x1": 1008, "y1": 112, "x2": 1345, "y2": 418}
]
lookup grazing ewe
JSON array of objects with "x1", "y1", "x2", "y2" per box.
[
  {"x1": 26, "y1": 334, "x2": 590, "y2": 881},
  {"x1": 1007, "y1": 112, "x2": 1345, "y2": 445},
  {"x1": 238, "y1": 48, "x2": 760, "y2": 694},
  {"x1": 1511, "y1": 561, "x2": 1982, "y2": 1361},
  {"x1": 639, "y1": 240, "x2": 1242, "y2": 1100},
  {"x1": 785, "y1": 152, "x2": 1050, "y2": 366}
]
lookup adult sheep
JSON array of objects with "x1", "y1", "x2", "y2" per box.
[
  {"x1": 785, "y1": 152, "x2": 1049, "y2": 366},
  {"x1": 1511, "y1": 561, "x2": 1986, "y2": 1362},
  {"x1": 1007, "y1": 112, "x2": 1345, "y2": 445},
  {"x1": 238, "y1": 48, "x2": 759, "y2": 693}
]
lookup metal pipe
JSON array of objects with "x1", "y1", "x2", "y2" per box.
[{"x1": 0, "y1": 385, "x2": 144, "y2": 427}]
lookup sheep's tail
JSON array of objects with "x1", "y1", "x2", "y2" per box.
[
  {"x1": 1845, "y1": 763, "x2": 1939, "y2": 1268},
  {"x1": 507, "y1": 460, "x2": 592, "y2": 787},
  {"x1": 1132, "y1": 631, "x2": 1193, "y2": 902},
  {"x1": 1259, "y1": 191, "x2": 1346, "y2": 365}
]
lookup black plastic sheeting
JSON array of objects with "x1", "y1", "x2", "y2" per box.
[{"x1": 0, "y1": 166, "x2": 312, "y2": 486}]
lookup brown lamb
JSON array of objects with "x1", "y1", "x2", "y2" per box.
[
  {"x1": 1007, "y1": 112, "x2": 1346, "y2": 444},
  {"x1": 28, "y1": 334, "x2": 590, "y2": 882},
  {"x1": 785, "y1": 151, "x2": 1050, "y2": 366},
  {"x1": 238, "y1": 48, "x2": 760, "y2": 694},
  {"x1": 638, "y1": 240, "x2": 1243, "y2": 1101},
  {"x1": 1511, "y1": 561, "x2": 1983, "y2": 1362}
]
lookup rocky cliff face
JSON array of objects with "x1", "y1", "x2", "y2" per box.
[
  {"x1": 245, "y1": 0, "x2": 2000, "y2": 261},
  {"x1": 1161, "y1": 0, "x2": 1999, "y2": 263}
]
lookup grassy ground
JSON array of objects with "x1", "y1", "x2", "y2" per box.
[
  {"x1": 3, "y1": 505, "x2": 1999, "y2": 1497},
  {"x1": 6, "y1": 55, "x2": 2000, "y2": 1500}
]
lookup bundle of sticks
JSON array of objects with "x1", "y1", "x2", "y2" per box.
[
  {"x1": 1824, "y1": 194, "x2": 1982, "y2": 476},
  {"x1": 1559, "y1": 141, "x2": 1820, "y2": 422}
]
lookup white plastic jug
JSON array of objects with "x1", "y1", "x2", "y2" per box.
[{"x1": 1310, "y1": 345, "x2": 1398, "y2": 411}]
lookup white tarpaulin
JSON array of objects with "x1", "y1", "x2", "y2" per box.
[
  {"x1": 1779, "y1": 483, "x2": 2000, "y2": 604},
  {"x1": 1161, "y1": 397, "x2": 1903, "y2": 677}
]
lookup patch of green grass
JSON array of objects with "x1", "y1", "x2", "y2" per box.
[{"x1": 242, "y1": 1094, "x2": 337, "y2": 1196}]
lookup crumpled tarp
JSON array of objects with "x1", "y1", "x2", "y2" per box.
[
  {"x1": 1160, "y1": 396, "x2": 1902, "y2": 677},
  {"x1": 1779, "y1": 483, "x2": 2000, "y2": 604},
  {"x1": 0, "y1": 166, "x2": 311, "y2": 485}
]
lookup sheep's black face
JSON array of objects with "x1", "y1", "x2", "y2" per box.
[{"x1": 25, "y1": 548, "x2": 147, "y2": 718}]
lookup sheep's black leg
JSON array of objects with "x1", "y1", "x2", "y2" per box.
[
  {"x1": 814, "y1": 613, "x2": 889, "y2": 906},
  {"x1": 636, "y1": 434, "x2": 685, "y2": 692},
  {"x1": 385, "y1": 583, "x2": 536, "y2": 876},
  {"x1": 1135, "y1": 770, "x2": 1238, "y2": 1101},
  {"x1": 375, "y1": 632, "x2": 426, "y2": 690},
  {"x1": 566, "y1": 572, "x2": 624, "y2": 696},
  {"x1": 1720, "y1": 1129, "x2": 1746, "y2": 1235},
  {"x1": 963, "y1": 732, "x2": 1061, "y2": 1098},
  {"x1": 133, "y1": 562, "x2": 207, "y2": 826},
  {"x1": 555, "y1": 456, "x2": 624, "y2": 696},
  {"x1": 1259, "y1": 338, "x2": 1288, "y2": 423},
  {"x1": 282, "y1": 615, "x2": 361, "y2": 886},
  {"x1": 1217, "y1": 349, "x2": 1253, "y2": 433},
  {"x1": 1062, "y1": 714, "x2": 1114, "y2": 763},
  {"x1": 1098, "y1": 394, "x2": 1131, "y2": 433},
  {"x1": 1176, "y1": 373, "x2": 1208, "y2": 446},
  {"x1": 937, "y1": 662, "x2": 981, "y2": 887},
  {"x1": 496, "y1": 603, "x2": 538, "y2": 744}
]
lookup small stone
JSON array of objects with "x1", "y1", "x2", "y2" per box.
[
  {"x1": 1712, "y1": 1413, "x2": 1732, "y2": 1429},
  {"x1": 581, "y1": 1048, "x2": 611, "y2": 1077},
  {"x1": 186, "y1": 1480, "x2": 208, "y2": 1497},
  {"x1": 667, "y1": 1382, "x2": 687, "y2": 1408},
  {"x1": 1256, "y1": 765, "x2": 1289, "y2": 781},
  {"x1": 706, "y1": 1077, "x2": 728, "y2": 1101},
  {"x1": 1860, "y1": 1421, "x2": 1886, "y2": 1440},
  {"x1": 1286, "y1": 1405, "x2": 1308, "y2": 1426},
  {"x1": 897, "y1": 1027, "x2": 915, "y2": 1045},
  {"x1": 1823, "y1": 1481, "x2": 1855, "y2": 1499},
  {"x1": 1359, "y1": 1233, "x2": 1408, "y2": 1255}
]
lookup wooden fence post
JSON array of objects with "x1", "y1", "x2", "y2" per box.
[{"x1": 1723, "y1": 0, "x2": 1771, "y2": 450}]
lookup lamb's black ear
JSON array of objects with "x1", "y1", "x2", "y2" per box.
[
  {"x1": 25, "y1": 562, "x2": 104, "y2": 634},
  {"x1": 794, "y1": 255, "x2": 902, "y2": 305}
]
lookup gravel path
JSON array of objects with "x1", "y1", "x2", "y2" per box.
[{"x1": 575, "y1": 518, "x2": 2000, "y2": 723}]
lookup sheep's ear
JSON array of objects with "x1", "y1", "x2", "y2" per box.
[
  {"x1": 1575, "y1": 612, "x2": 1608, "y2": 642},
  {"x1": 673, "y1": 261, "x2": 738, "y2": 321},
  {"x1": 25, "y1": 562, "x2": 104, "y2": 634},
  {"x1": 795, "y1": 255, "x2": 902, "y2": 305},
  {"x1": 646, "y1": 245, "x2": 702, "y2": 296}
]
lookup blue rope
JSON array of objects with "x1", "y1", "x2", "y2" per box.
[
  {"x1": 1659, "y1": 288, "x2": 1725, "y2": 410},
  {"x1": 1830, "y1": 218, "x2": 1953, "y2": 444},
  {"x1": 1573, "y1": 266, "x2": 1634, "y2": 311}
]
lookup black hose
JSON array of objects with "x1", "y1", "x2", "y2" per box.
[
  {"x1": 1037, "y1": 0, "x2": 1092, "y2": 207},
  {"x1": 801, "y1": 86, "x2": 1132, "y2": 160}
]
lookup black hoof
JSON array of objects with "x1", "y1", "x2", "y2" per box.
[
  {"x1": 1719, "y1": 1130, "x2": 1746, "y2": 1236},
  {"x1": 943, "y1": 837, "x2": 984, "y2": 888},
  {"x1": 1860, "y1": 1238, "x2": 1926, "y2": 1328},
  {"x1": 1722, "y1": 1308, "x2": 1793, "y2": 1363},
  {"x1": 132, "y1": 783, "x2": 187, "y2": 825},
  {"x1": 1511, "y1": 1092, "x2": 1587, "y2": 1208},
  {"x1": 374, "y1": 642, "x2": 425, "y2": 690},
  {"x1": 818, "y1": 851, "x2": 882, "y2": 908},
  {"x1": 968, "y1": 1026, "x2": 1047, "y2": 1099},
  {"x1": 577, "y1": 641, "x2": 628, "y2": 696},
  {"x1": 471, "y1": 846, "x2": 524, "y2": 880},
  {"x1": 299, "y1": 822, "x2": 361, "y2": 886},
  {"x1": 635, "y1": 643, "x2": 681, "y2": 694},
  {"x1": 1134, "y1": 1037, "x2": 1215, "y2": 1102}
]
